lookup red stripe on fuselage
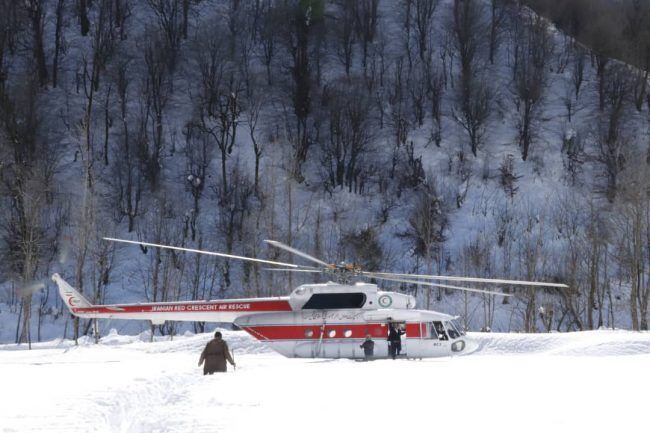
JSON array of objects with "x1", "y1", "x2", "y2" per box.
[
  {"x1": 242, "y1": 322, "x2": 423, "y2": 341},
  {"x1": 405, "y1": 322, "x2": 422, "y2": 338},
  {"x1": 71, "y1": 299, "x2": 292, "y2": 315}
]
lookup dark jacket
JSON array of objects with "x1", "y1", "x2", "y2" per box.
[
  {"x1": 387, "y1": 326, "x2": 405, "y2": 342},
  {"x1": 199, "y1": 337, "x2": 235, "y2": 374},
  {"x1": 360, "y1": 339, "x2": 375, "y2": 356}
]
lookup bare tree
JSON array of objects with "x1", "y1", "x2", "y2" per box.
[
  {"x1": 196, "y1": 70, "x2": 242, "y2": 199},
  {"x1": 333, "y1": 0, "x2": 356, "y2": 76},
  {"x1": 594, "y1": 64, "x2": 632, "y2": 202},
  {"x1": 400, "y1": 0, "x2": 414, "y2": 67},
  {"x1": 214, "y1": 164, "x2": 254, "y2": 297},
  {"x1": 512, "y1": 14, "x2": 553, "y2": 161},
  {"x1": 499, "y1": 154, "x2": 521, "y2": 198},
  {"x1": 138, "y1": 198, "x2": 186, "y2": 338},
  {"x1": 4, "y1": 175, "x2": 49, "y2": 348},
  {"x1": 84, "y1": 0, "x2": 117, "y2": 96},
  {"x1": 225, "y1": 0, "x2": 246, "y2": 58},
  {"x1": 581, "y1": 204, "x2": 609, "y2": 329},
  {"x1": 321, "y1": 81, "x2": 374, "y2": 193},
  {"x1": 257, "y1": 0, "x2": 279, "y2": 86},
  {"x1": 571, "y1": 44, "x2": 585, "y2": 98},
  {"x1": 412, "y1": 0, "x2": 439, "y2": 64},
  {"x1": 450, "y1": 0, "x2": 491, "y2": 156},
  {"x1": 114, "y1": 0, "x2": 133, "y2": 41},
  {"x1": 139, "y1": 32, "x2": 173, "y2": 189},
  {"x1": 244, "y1": 91, "x2": 265, "y2": 196},
  {"x1": 112, "y1": 59, "x2": 143, "y2": 232},
  {"x1": 24, "y1": 0, "x2": 48, "y2": 87},
  {"x1": 0, "y1": 0, "x2": 18, "y2": 92},
  {"x1": 86, "y1": 240, "x2": 114, "y2": 341},
  {"x1": 0, "y1": 76, "x2": 57, "y2": 347},
  {"x1": 278, "y1": 0, "x2": 324, "y2": 176},
  {"x1": 489, "y1": 0, "x2": 508, "y2": 64},
  {"x1": 561, "y1": 125, "x2": 584, "y2": 184},
  {"x1": 79, "y1": 0, "x2": 90, "y2": 36},
  {"x1": 518, "y1": 206, "x2": 546, "y2": 332},
  {"x1": 452, "y1": 77, "x2": 492, "y2": 157},
  {"x1": 398, "y1": 179, "x2": 447, "y2": 309},
  {"x1": 183, "y1": 122, "x2": 209, "y2": 241},
  {"x1": 353, "y1": 0, "x2": 379, "y2": 73},
  {"x1": 146, "y1": 0, "x2": 183, "y2": 71},
  {"x1": 65, "y1": 3, "x2": 119, "y2": 343},
  {"x1": 451, "y1": 0, "x2": 486, "y2": 95},
  {"x1": 612, "y1": 158, "x2": 650, "y2": 330},
  {"x1": 52, "y1": 0, "x2": 66, "y2": 88},
  {"x1": 181, "y1": 0, "x2": 191, "y2": 39},
  {"x1": 409, "y1": 62, "x2": 427, "y2": 127},
  {"x1": 425, "y1": 62, "x2": 444, "y2": 146},
  {"x1": 387, "y1": 57, "x2": 412, "y2": 175},
  {"x1": 622, "y1": 0, "x2": 650, "y2": 111},
  {"x1": 461, "y1": 236, "x2": 493, "y2": 327},
  {"x1": 552, "y1": 193, "x2": 588, "y2": 330}
]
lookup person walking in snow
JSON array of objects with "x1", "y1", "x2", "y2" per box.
[
  {"x1": 198, "y1": 331, "x2": 236, "y2": 374},
  {"x1": 360, "y1": 335, "x2": 375, "y2": 360}
]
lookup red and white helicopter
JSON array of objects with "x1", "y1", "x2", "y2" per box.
[{"x1": 53, "y1": 238, "x2": 568, "y2": 359}]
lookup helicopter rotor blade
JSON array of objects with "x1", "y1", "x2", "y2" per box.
[
  {"x1": 366, "y1": 272, "x2": 568, "y2": 288},
  {"x1": 103, "y1": 238, "x2": 313, "y2": 269},
  {"x1": 366, "y1": 274, "x2": 513, "y2": 297},
  {"x1": 264, "y1": 240, "x2": 333, "y2": 268},
  {"x1": 263, "y1": 268, "x2": 324, "y2": 273}
]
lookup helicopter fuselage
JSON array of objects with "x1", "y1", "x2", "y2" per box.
[{"x1": 53, "y1": 274, "x2": 467, "y2": 359}]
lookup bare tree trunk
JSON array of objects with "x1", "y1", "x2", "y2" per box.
[
  {"x1": 52, "y1": 0, "x2": 65, "y2": 88},
  {"x1": 26, "y1": 0, "x2": 48, "y2": 87},
  {"x1": 79, "y1": 0, "x2": 90, "y2": 36}
]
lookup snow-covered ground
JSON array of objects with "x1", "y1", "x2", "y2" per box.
[{"x1": 1, "y1": 329, "x2": 648, "y2": 433}]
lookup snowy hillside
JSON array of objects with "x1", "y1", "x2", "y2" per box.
[
  {"x1": 2, "y1": 329, "x2": 650, "y2": 432},
  {"x1": 1, "y1": 0, "x2": 649, "y2": 343}
]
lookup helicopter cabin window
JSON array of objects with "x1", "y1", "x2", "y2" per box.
[{"x1": 302, "y1": 293, "x2": 367, "y2": 310}]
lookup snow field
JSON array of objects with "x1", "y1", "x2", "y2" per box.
[{"x1": 1, "y1": 330, "x2": 649, "y2": 433}]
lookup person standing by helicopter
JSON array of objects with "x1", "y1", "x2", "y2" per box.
[
  {"x1": 198, "y1": 331, "x2": 236, "y2": 374},
  {"x1": 387, "y1": 323, "x2": 405, "y2": 359},
  {"x1": 360, "y1": 335, "x2": 375, "y2": 360}
]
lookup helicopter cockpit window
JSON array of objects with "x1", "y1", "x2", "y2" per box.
[
  {"x1": 450, "y1": 319, "x2": 465, "y2": 336},
  {"x1": 302, "y1": 293, "x2": 367, "y2": 310},
  {"x1": 444, "y1": 321, "x2": 461, "y2": 339}
]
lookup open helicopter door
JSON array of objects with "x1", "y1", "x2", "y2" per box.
[{"x1": 387, "y1": 321, "x2": 407, "y2": 358}]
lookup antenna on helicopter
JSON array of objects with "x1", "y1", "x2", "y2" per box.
[{"x1": 103, "y1": 237, "x2": 569, "y2": 297}]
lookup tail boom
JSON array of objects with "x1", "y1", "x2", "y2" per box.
[{"x1": 52, "y1": 273, "x2": 292, "y2": 323}]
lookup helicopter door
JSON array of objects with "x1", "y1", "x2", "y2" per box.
[{"x1": 387, "y1": 321, "x2": 407, "y2": 357}]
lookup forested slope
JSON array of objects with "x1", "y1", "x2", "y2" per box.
[{"x1": 0, "y1": 0, "x2": 649, "y2": 343}]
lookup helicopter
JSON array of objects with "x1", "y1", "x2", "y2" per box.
[{"x1": 53, "y1": 238, "x2": 568, "y2": 359}]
